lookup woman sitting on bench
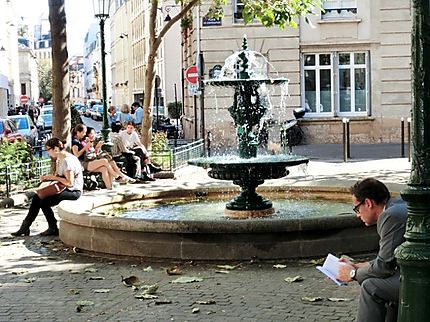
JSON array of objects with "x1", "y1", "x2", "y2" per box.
[{"x1": 71, "y1": 124, "x2": 133, "y2": 190}]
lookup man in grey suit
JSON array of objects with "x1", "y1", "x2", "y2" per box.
[{"x1": 336, "y1": 178, "x2": 407, "y2": 322}]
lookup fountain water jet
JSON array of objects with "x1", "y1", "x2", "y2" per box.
[{"x1": 189, "y1": 36, "x2": 309, "y2": 218}]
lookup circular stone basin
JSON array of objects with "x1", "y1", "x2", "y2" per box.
[
  {"x1": 58, "y1": 186, "x2": 379, "y2": 260},
  {"x1": 107, "y1": 198, "x2": 352, "y2": 221}
]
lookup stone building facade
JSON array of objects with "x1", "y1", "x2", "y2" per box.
[{"x1": 182, "y1": 0, "x2": 412, "y2": 147}]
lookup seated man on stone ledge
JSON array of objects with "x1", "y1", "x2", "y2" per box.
[{"x1": 336, "y1": 178, "x2": 407, "y2": 322}]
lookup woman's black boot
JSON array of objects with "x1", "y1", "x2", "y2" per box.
[
  {"x1": 39, "y1": 225, "x2": 59, "y2": 236},
  {"x1": 11, "y1": 220, "x2": 32, "y2": 237}
]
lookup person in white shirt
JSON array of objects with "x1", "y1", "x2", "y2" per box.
[
  {"x1": 118, "y1": 121, "x2": 161, "y2": 181},
  {"x1": 11, "y1": 138, "x2": 83, "y2": 237}
]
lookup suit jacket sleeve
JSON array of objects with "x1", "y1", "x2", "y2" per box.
[{"x1": 355, "y1": 202, "x2": 407, "y2": 283}]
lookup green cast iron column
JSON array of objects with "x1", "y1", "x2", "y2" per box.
[
  {"x1": 395, "y1": 0, "x2": 430, "y2": 320},
  {"x1": 96, "y1": 14, "x2": 111, "y2": 149}
]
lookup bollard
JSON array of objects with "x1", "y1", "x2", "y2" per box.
[
  {"x1": 407, "y1": 117, "x2": 411, "y2": 162},
  {"x1": 401, "y1": 117, "x2": 405, "y2": 158},
  {"x1": 207, "y1": 130, "x2": 212, "y2": 157},
  {"x1": 342, "y1": 118, "x2": 348, "y2": 162},
  {"x1": 346, "y1": 118, "x2": 351, "y2": 158}
]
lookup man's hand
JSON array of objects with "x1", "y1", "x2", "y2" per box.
[{"x1": 337, "y1": 263, "x2": 354, "y2": 283}]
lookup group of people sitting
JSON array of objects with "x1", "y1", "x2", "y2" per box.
[
  {"x1": 10, "y1": 120, "x2": 161, "y2": 237},
  {"x1": 71, "y1": 121, "x2": 161, "y2": 189}
]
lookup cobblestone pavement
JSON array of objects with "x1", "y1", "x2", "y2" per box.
[
  {"x1": 1, "y1": 156, "x2": 411, "y2": 322},
  {"x1": 0, "y1": 206, "x2": 363, "y2": 322}
]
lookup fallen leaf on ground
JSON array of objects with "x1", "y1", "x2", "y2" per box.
[
  {"x1": 88, "y1": 276, "x2": 105, "y2": 280},
  {"x1": 328, "y1": 297, "x2": 352, "y2": 302},
  {"x1": 12, "y1": 270, "x2": 27, "y2": 275},
  {"x1": 68, "y1": 289, "x2": 80, "y2": 295},
  {"x1": 192, "y1": 307, "x2": 200, "y2": 314},
  {"x1": 273, "y1": 264, "x2": 287, "y2": 269},
  {"x1": 141, "y1": 284, "x2": 159, "y2": 295},
  {"x1": 216, "y1": 265, "x2": 238, "y2": 270},
  {"x1": 122, "y1": 275, "x2": 142, "y2": 287},
  {"x1": 301, "y1": 296, "x2": 323, "y2": 302},
  {"x1": 76, "y1": 300, "x2": 94, "y2": 312},
  {"x1": 284, "y1": 276, "x2": 304, "y2": 283},
  {"x1": 94, "y1": 289, "x2": 110, "y2": 293},
  {"x1": 310, "y1": 258, "x2": 325, "y2": 265},
  {"x1": 134, "y1": 293, "x2": 158, "y2": 300},
  {"x1": 195, "y1": 300, "x2": 216, "y2": 305},
  {"x1": 166, "y1": 266, "x2": 182, "y2": 275},
  {"x1": 143, "y1": 266, "x2": 153, "y2": 272},
  {"x1": 23, "y1": 277, "x2": 36, "y2": 283},
  {"x1": 171, "y1": 276, "x2": 203, "y2": 284}
]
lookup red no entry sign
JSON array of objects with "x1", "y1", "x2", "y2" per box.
[
  {"x1": 20, "y1": 95, "x2": 29, "y2": 104},
  {"x1": 185, "y1": 65, "x2": 199, "y2": 84}
]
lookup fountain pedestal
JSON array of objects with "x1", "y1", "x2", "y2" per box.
[{"x1": 189, "y1": 155, "x2": 308, "y2": 218}]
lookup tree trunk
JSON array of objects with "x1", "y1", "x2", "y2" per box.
[
  {"x1": 140, "y1": 0, "x2": 199, "y2": 149},
  {"x1": 48, "y1": 0, "x2": 70, "y2": 145}
]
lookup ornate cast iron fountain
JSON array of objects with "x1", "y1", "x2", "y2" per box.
[{"x1": 189, "y1": 36, "x2": 309, "y2": 218}]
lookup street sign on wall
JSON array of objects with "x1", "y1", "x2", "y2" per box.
[{"x1": 185, "y1": 65, "x2": 199, "y2": 84}]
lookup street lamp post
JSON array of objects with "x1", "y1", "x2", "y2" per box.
[
  {"x1": 395, "y1": 0, "x2": 430, "y2": 320},
  {"x1": 93, "y1": 0, "x2": 110, "y2": 146}
]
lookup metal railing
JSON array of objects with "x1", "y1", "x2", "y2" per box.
[
  {"x1": 0, "y1": 139, "x2": 205, "y2": 197},
  {"x1": 0, "y1": 159, "x2": 51, "y2": 197},
  {"x1": 151, "y1": 139, "x2": 205, "y2": 172}
]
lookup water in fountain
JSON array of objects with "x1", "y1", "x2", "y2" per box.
[{"x1": 189, "y1": 35, "x2": 309, "y2": 218}]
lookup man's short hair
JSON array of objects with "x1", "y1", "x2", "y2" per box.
[
  {"x1": 111, "y1": 121, "x2": 122, "y2": 133},
  {"x1": 350, "y1": 178, "x2": 391, "y2": 205}
]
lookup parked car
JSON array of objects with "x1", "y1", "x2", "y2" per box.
[
  {"x1": 8, "y1": 115, "x2": 38, "y2": 146},
  {"x1": 36, "y1": 105, "x2": 53, "y2": 130},
  {"x1": 0, "y1": 118, "x2": 24, "y2": 143},
  {"x1": 90, "y1": 104, "x2": 104, "y2": 121},
  {"x1": 72, "y1": 103, "x2": 86, "y2": 114}
]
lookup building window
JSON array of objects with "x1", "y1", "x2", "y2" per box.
[
  {"x1": 302, "y1": 51, "x2": 369, "y2": 117},
  {"x1": 322, "y1": 0, "x2": 357, "y2": 20},
  {"x1": 21, "y1": 83, "x2": 26, "y2": 95},
  {"x1": 234, "y1": 0, "x2": 245, "y2": 22}
]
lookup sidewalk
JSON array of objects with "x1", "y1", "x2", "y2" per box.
[{"x1": 0, "y1": 146, "x2": 411, "y2": 321}]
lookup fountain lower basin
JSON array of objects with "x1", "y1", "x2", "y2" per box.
[{"x1": 58, "y1": 185, "x2": 378, "y2": 260}]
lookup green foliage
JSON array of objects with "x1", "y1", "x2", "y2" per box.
[
  {"x1": 38, "y1": 60, "x2": 52, "y2": 101},
  {"x1": 241, "y1": 0, "x2": 322, "y2": 29},
  {"x1": 167, "y1": 101, "x2": 182, "y2": 119},
  {"x1": 0, "y1": 141, "x2": 33, "y2": 167},
  {"x1": 206, "y1": 0, "x2": 321, "y2": 29},
  {"x1": 151, "y1": 131, "x2": 169, "y2": 153}
]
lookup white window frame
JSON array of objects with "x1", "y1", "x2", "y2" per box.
[
  {"x1": 233, "y1": 0, "x2": 245, "y2": 23},
  {"x1": 301, "y1": 53, "x2": 335, "y2": 117},
  {"x1": 301, "y1": 51, "x2": 370, "y2": 118},
  {"x1": 336, "y1": 52, "x2": 369, "y2": 117},
  {"x1": 322, "y1": 0, "x2": 357, "y2": 20}
]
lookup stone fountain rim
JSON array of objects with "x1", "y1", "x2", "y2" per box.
[{"x1": 59, "y1": 184, "x2": 361, "y2": 235}]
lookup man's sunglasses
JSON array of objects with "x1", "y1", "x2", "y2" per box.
[{"x1": 353, "y1": 200, "x2": 365, "y2": 214}]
